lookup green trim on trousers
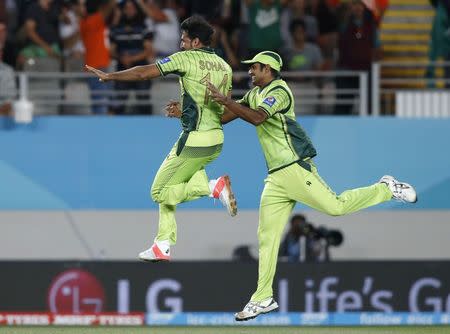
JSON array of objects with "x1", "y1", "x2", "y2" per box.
[{"x1": 250, "y1": 160, "x2": 392, "y2": 302}]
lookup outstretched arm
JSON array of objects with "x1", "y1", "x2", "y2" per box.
[
  {"x1": 207, "y1": 81, "x2": 267, "y2": 126},
  {"x1": 221, "y1": 108, "x2": 239, "y2": 124},
  {"x1": 85, "y1": 64, "x2": 161, "y2": 82}
]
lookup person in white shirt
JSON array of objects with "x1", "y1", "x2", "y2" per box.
[{"x1": 60, "y1": 0, "x2": 85, "y2": 60}]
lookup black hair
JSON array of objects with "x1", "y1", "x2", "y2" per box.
[
  {"x1": 289, "y1": 19, "x2": 306, "y2": 34},
  {"x1": 291, "y1": 214, "x2": 306, "y2": 223},
  {"x1": 270, "y1": 68, "x2": 281, "y2": 78},
  {"x1": 86, "y1": 0, "x2": 110, "y2": 15},
  {"x1": 255, "y1": 62, "x2": 281, "y2": 79},
  {"x1": 119, "y1": 0, "x2": 146, "y2": 26},
  {"x1": 180, "y1": 15, "x2": 214, "y2": 46},
  {"x1": 85, "y1": 0, "x2": 100, "y2": 14}
]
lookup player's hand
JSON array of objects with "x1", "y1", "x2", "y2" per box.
[
  {"x1": 206, "y1": 81, "x2": 228, "y2": 105},
  {"x1": 165, "y1": 100, "x2": 181, "y2": 118},
  {"x1": 85, "y1": 65, "x2": 110, "y2": 82}
]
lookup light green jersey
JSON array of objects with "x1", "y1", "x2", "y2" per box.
[
  {"x1": 238, "y1": 78, "x2": 317, "y2": 173},
  {"x1": 156, "y1": 47, "x2": 232, "y2": 135}
]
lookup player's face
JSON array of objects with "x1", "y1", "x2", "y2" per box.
[
  {"x1": 180, "y1": 31, "x2": 193, "y2": 51},
  {"x1": 248, "y1": 63, "x2": 269, "y2": 86}
]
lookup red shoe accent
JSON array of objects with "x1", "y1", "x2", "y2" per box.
[
  {"x1": 151, "y1": 244, "x2": 170, "y2": 261},
  {"x1": 212, "y1": 176, "x2": 226, "y2": 199}
]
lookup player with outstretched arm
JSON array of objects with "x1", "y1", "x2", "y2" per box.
[{"x1": 86, "y1": 15, "x2": 237, "y2": 262}]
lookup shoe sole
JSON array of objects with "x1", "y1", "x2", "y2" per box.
[
  {"x1": 223, "y1": 175, "x2": 237, "y2": 217},
  {"x1": 235, "y1": 303, "x2": 279, "y2": 322},
  {"x1": 139, "y1": 257, "x2": 170, "y2": 263},
  {"x1": 138, "y1": 247, "x2": 170, "y2": 263}
]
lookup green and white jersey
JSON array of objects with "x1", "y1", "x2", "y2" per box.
[
  {"x1": 156, "y1": 47, "x2": 232, "y2": 136},
  {"x1": 238, "y1": 78, "x2": 317, "y2": 173}
]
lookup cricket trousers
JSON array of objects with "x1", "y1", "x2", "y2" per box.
[
  {"x1": 250, "y1": 159, "x2": 392, "y2": 302},
  {"x1": 150, "y1": 131, "x2": 223, "y2": 245}
]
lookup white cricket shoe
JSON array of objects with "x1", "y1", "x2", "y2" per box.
[
  {"x1": 138, "y1": 241, "x2": 170, "y2": 262},
  {"x1": 234, "y1": 298, "x2": 279, "y2": 322},
  {"x1": 379, "y1": 175, "x2": 418, "y2": 203},
  {"x1": 209, "y1": 175, "x2": 237, "y2": 216}
]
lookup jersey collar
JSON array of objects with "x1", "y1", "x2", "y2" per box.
[
  {"x1": 258, "y1": 78, "x2": 279, "y2": 93},
  {"x1": 192, "y1": 47, "x2": 215, "y2": 54}
]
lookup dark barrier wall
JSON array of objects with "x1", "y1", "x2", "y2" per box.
[{"x1": 1, "y1": 261, "x2": 449, "y2": 313}]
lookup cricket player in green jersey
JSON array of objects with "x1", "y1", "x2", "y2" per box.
[
  {"x1": 207, "y1": 51, "x2": 418, "y2": 321},
  {"x1": 86, "y1": 16, "x2": 237, "y2": 262}
]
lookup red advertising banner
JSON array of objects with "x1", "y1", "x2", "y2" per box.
[{"x1": 0, "y1": 313, "x2": 145, "y2": 326}]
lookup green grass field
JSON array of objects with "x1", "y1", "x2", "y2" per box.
[{"x1": 2, "y1": 327, "x2": 450, "y2": 334}]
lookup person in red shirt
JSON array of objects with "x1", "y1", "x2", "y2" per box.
[{"x1": 80, "y1": 0, "x2": 116, "y2": 114}]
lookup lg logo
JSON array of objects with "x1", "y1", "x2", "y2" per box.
[
  {"x1": 48, "y1": 270, "x2": 182, "y2": 314},
  {"x1": 118, "y1": 279, "x2": 183, "y2": 313},
  {"x1": 47, "y1": 269, "x2": 106, "y2": 313}
]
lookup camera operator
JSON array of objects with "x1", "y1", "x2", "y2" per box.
[{"x1": 279, "y1": 213, "x2": 343, "y2": 263}]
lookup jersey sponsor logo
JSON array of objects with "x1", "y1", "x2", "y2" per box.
[
  {"x1": 263, "y1": 96, "x2": 276, "y2": 107},
  {"x1": 159, "y1": 57, "x2": 171, "y2": 64}
]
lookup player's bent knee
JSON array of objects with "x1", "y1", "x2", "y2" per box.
[
  {"x1": 324, "y1": 206, "x2": 345, "y2": 216},
  {"x1": 150, "y1": 186, "x2": 161, "y2": 203}
]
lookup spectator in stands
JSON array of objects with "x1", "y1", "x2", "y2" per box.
[
  {"x1": 60, "y1": 0, "x2": 85, "y2": 68},
  {"x1": 138, "y1": 0, "x2": 181, "y2": 114},
  {"x1": 110, "y1": 0, "x2": 154, "y2": 114},
  {"x1": 283, "y1": 19, "x2": 323, "y2": 114},
  {"x1": 245, "y1": 0, "x2": 289, "y2": 56},
  {"x1": 428, "y1": 0, "x2": 450, "y2": 88},
  {"x1": 80, "y1": 0, "x2": 116, "y2": 114},
  {"x1": 0, "y1": 2, "x2": 6, "y2": 25},
  {"x1": 284, "y1": 19, "x2": 323, "y2": 72},
  {"x1": 141, "y1": 0, "x2": 180, "y2": 58},
  {"x1": 1, "y1": 1, "x2": 19, "y2": 67},
  {"x1": 15, "y1": 0, "x2": 35, "y2": 32},
  {"x1": 334, "y1": 0, "x2": 379, "y2": 114},
  {"x1": 182, "y1": 0, "x2": 224, "y2": 19},
  {"x1": 281, "y1": 0, "x2": 319, "y2": 46},
  {"x1": 4, "y1": 0, "x2": 18, "y2": 30},
  {"x1": 307, "y1": 0, "x2": 338, "y2": 70},
  {"x1": 0, "y1": 26, "x2": 16, "y2": 115},
  {"x1": 210, "y1": 21, "x2": 239, "y2": 69},
  {"x1": 0, "y1": 22, "x2": 5, "y2": 47},
  {"x1": 19, "y1": 0, "x2": 62, "y2": 66}
]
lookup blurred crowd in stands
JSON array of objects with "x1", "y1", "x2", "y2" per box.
[{"x1": 0, "y1": 0, "x2": 438, "y2": 116}]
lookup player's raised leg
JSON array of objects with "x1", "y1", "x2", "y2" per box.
[
  {"x1": 284, "y1": 161, "x2": 410, "y2": 216},
  {"x1": 209, "y1": 175, "x2": 238, "y2": 216},
  {"x1": 139, "y1": 142, "x2": 236, "y2": 262}
]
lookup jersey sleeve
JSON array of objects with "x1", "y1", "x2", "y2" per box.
[
  {"x1": 155, "y1": 52, "x2": 188, "y2": 77},
  {"x1": 258, "y1": 87, "x2": 292, "y2": 117}
]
